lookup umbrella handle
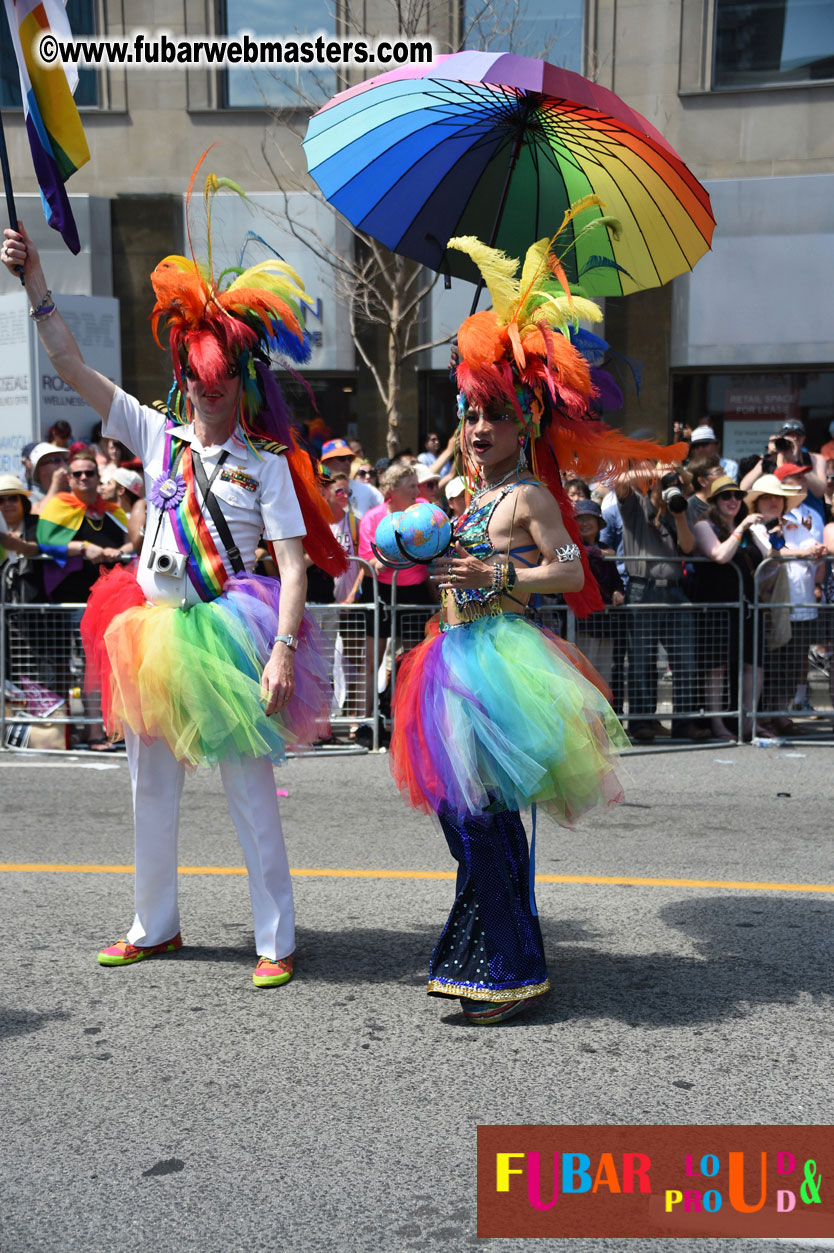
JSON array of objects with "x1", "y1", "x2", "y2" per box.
[{"x1": 468, "y1": 114, "x2": 529, "y2": 317}]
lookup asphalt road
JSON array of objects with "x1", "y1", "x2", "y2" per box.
[{"x1": 1, "y1": 744, "x2": 833, "y2": 1253}]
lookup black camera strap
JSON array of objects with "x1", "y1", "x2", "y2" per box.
[{"x1": 190, "y1": 449, "x2": 245, "y2": 574}]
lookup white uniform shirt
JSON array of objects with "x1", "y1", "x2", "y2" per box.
[
  {"x1": 782, "y1": 502, "x2": 823, "y2": 621},
  {"x1": 105, "y1": 387, "x2": 305, "y2": 607}
]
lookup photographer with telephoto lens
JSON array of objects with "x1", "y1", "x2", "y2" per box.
[{"x1": 615, "y1": 462, "x2": 705, "y2": 742}]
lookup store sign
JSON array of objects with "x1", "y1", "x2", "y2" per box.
[
  {"x1": 724, "y1": 386, "x2": 801, "y2": 421},
  {"x1": 721, "y1": 386, "x2": 802, "y2": 463},
  {"x1": 0, "y1": 292, "x2": 120, "y2": 472}
]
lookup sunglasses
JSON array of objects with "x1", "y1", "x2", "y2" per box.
[
  {"x1": 717, "y1": 491, "x2": 743, "y2": 501},
  {"x1": 69, "y1": 469, "x2": 98, "y2": 479},
  {"x1": 182, "y1": 362, "x2": 241, "y2": 381},
  {"x1": 39, "y1": 456, "x2": 66, "y2": 468},
  {"x1": 354, "y1": 469, "x2": 373, "y2": 478},
  {"x1": 332, "y1": 487, "x2": 349, "y2": 497}
]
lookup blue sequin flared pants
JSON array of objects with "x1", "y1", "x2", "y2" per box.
[{"x1": 427, "y1": 807, "x2": 551, "y2": 1003}]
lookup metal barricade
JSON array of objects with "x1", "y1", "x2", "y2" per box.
[
  {"x1": 537, "y1": 555, "x2": 747, "y2": 749},
  {"x1": 0, "y1": 556, "x2": 382, "y2": 754},
  {"x1": 1, "y1": 578, "x2": 101, "y2": 752},
  {"x1": 9, "y1": 547, "x2": 829, "y2": 754},
  {"x1": 751, "y1": 556, "x2": 833, "y2": 741},
  {"x1": 305, "y1": 557, "x2": 381, "y2": 751},
  {"x1": 388, "y1": 569, "x2": 437, "y2": 713},
  {"x1": 386, "y1": 555, "x2": 748, "y2": 751}
]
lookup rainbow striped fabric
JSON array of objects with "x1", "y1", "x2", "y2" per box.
[
  {"x1": 165, "y1": 430, "x2": 228, "y2": 602},
  {"x1": 3, "y1": 0, "x2": 90, "y2": 253},
  {"x1": 37, "y1": 491, "x2": 127, "y2": 563}
]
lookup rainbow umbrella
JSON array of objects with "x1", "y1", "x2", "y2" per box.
[{"x1": 303, "y1": 50, "x2": 715, "y2": 297}]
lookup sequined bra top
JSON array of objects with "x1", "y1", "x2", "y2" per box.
[
  {"x1": 441, "y1": 479, "x2": 542, "y2": 631},
  {"x1": 453, "y1": 479, "x2": 540, "y2": 567}
]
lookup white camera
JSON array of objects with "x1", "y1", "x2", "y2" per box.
[{"x1": 148, "y1": 549, "x2": 187, "y2": 578}]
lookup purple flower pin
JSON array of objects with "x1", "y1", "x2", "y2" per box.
[{"x1": 149, "y1": 472, "x2": 186, "y2": 511}]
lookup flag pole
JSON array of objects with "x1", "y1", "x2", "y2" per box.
[{"x1": 0, "y1": 109, "x2": 25, "y2": 284}]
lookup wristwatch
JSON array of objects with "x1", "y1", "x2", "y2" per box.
[{"x1": 273, "y1": 633, "x2": 298, "y2": 652}]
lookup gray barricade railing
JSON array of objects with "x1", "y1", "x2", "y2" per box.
[
  {"x1": 1, "y1": 589, "x2": 98, "y2": 752},
  {"x1": 751, "y1": 555, "x2": 833, "y2": 741},
  {"x1": 389, "y1": 554, "x2": 747, "y2": 751},
  {"x1": 305, "y1": 556, "x2": 381, "y2": 751},
  {"x1": 388, "y1": 568, "x2": 436, "y2": 711},
  {"x1": 1, "y1": 555, "x2": 383, "y2": 754},
  {"x1": 6, "y1": 549, "x2": 829, "y2": 754}
]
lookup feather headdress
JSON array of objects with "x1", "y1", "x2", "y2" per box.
[
  {"x1": 148, "y1": 149, "x2": 346, "y2": 577},
  {"x1": 450, "y1": 202, "x2": 687, "y2": 615}
]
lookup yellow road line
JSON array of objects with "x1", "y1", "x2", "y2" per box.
[{"x1": 1, "y1": 863, "x2": 834, "y2": 894}]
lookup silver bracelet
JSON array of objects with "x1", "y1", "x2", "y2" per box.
[{"x1": 554, "y1": 542, "x2": 581, "y2": 563}]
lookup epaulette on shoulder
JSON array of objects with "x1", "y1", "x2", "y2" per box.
[
  {"x1": 248, "y1": 436, "x2": 289, "y2": 456},
  {"x1": 152, "y1": 400, "x2": 175, "y2": 419}
]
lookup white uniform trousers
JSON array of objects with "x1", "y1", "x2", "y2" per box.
[{"x1": 124, "y1": 729, "x2": 295, "y2": 960}]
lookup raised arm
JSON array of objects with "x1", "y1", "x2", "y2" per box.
[{"x1": 2, "y1": 224, "x2": 116, "y2": 420}]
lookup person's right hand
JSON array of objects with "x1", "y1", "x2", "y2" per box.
[
  {"x1": 84, "y1": 543, "x2": 105, "y2": 563},
  {"x1": 51, "y1": 467, "x2": 70, "y2": 493},
  {"x1": 2, "y1": 223, "x2": 40, "y2": 280}
]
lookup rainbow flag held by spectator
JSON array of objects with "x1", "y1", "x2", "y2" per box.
[
  {"x1": 37, "y1": 492, "x2": 127, "y2": 564},
  {"x1": 3, "y1": 0, "x2": 90, "y2": 253}
]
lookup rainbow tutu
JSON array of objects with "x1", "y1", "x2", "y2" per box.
[
  {"x1": 82, "y1": 565, "x2": 332, "y2": 767},
  {"x1": 390, "y1": 613, "x2": 628, "y2": 823}
]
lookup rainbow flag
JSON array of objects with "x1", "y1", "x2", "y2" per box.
[
  {"x1": 3, "y1": 0, "x2": 90, "y2": 253},
  {"x1": 37, "y1": 492, "x2": 127, "y2": 563}
]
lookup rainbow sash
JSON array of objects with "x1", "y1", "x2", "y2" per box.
[{"x1": 165, "y1": 429, "x2": 228, "y2": 602}]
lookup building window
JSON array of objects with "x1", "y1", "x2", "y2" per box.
[
  {"x1": 222, "y1": 0, "x2": 337, "y2": 109},
  {"x1": 0, "y1": 0, "x2": 98, "y2": 108},
  {"x1": 463, "y1": 0, "x2": 584, "y2": 72},
  {"x1": 713, "y1": 0, "x2": 834, "y2": 89}
]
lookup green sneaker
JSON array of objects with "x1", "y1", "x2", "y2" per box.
[
  {"x1": 97, "y1": 932, "x2": 183, "y2": 966},
  {"x1": 253, "y1": 954, "x2": 294, "y2": 988}
]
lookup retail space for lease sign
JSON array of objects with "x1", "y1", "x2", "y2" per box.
[{"x1": 722, "y1": 384, "x2": 802, "y2": 464}]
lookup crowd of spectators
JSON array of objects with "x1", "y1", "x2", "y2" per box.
[{"x1": 2, "y1": 413, "x2": 833, "y2": 748}]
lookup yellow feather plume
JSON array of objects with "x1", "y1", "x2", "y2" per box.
[
  {"x1": 554, "y1": 194, "x2": 605, "y2": 240},
  {"x1": 517, "y1": 237, "x2": 562, "y2": 321},
  {"x1": 447, "y1": 236, "x2": 519, "y2": 322}
]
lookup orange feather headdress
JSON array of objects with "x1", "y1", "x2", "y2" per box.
[
  {"x1": 149, "y1": 150, "x2": 346, "y2": 578},
  {"x1": 449, "y1": 204, "x2": 687, "y2": 615}
]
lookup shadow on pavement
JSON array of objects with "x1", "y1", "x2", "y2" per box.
[
  {"x1": 535, "y1": 894, "x2": 834, "y2": 1027},
  {"x1": 0, "y1": 1007, "x2": 73, "y2": 1041}
]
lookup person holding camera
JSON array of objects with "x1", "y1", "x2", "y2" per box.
[
  {"x1": 615, "y1": 464, "x2": 705, "y2": 741},
  {"x1": 741, "y1": 422, "x2": 827, "y2": 509},
  {"x1": 3, "y1": 200, "x2": 345, "y2": 988}
]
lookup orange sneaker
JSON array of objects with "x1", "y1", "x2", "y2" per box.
[
  {"x1": 97, "y1": 933, "x2": 183, "y2": 967},
  {"x1": 252, "y1": 954, "x2": 294, "y2": 988}
]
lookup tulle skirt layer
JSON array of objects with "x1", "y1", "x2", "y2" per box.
[
  {"x1": 389, "y1": 613, "x2": 628, "y2": 823},
  {"x1": 81, "y1": 565, "x2": 332, "y2": 767}
]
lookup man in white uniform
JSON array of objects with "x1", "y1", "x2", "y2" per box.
[{"x1": 3, "y1": 219, "x2": 344, "y2": 988}]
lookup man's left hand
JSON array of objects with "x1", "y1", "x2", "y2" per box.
[{"x1": 262, "y1": 647, "x2": 295, "y2": 716}]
